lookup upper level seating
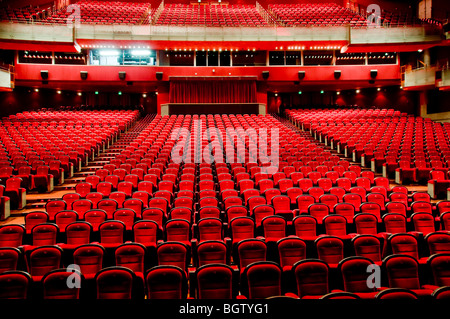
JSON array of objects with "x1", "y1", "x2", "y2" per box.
[
  {"x1": 268, "y1": 3, "x2": 367, "y2": 27},
  {"x1": 379, "y1": 10, "x2": 423, "y2": 26},
  {"x1": 0, "y1": 5, "x2": 48, "y2": 22},
  {"x1": 45, "y1": 0, "x2": 152, "y2": 25},
  {"x1": 155, "y1": 4, "x2": 269, "y2": 27}
]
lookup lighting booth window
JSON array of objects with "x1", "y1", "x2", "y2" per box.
[{"x1": 90, "y1": 49, "x2": 156, "y2": 66}]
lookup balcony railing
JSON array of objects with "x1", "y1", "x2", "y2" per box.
[
  {"x1": 0, "y1": 21, "x2": 442, "y2": 44},
  {"x1": 403, "y1": 66, "x2": 436, "y2": 88}
]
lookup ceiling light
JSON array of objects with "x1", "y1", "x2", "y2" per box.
[
  {"x1": 99, "y1": 50, "x2": 120, "y2": 56},
  {"x1": 131, "y1": 49, "x2": 151, "y2": 56}
]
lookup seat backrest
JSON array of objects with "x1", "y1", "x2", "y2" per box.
[
  {"x1": 252, "y1": 205, "x2": 274, "y2": 226},
  {"x1": 230, "y1": 217, "x2": 255, "y2": 243},
  {"x1": 293, "y1": 259, "x2": 329, "y2": 298},
  {"x1": 292, "y1": 215, "x2": 317, "y2": 238},
  {"x1": 31, "y1": 223, "x2": 58, "y2": 247},
  {"x1": 73, "y1": 244, "x2": 104, "y2": 275},
  {"x1": 156, "y1": 242, "x2": 188, "y2": 271},
  {"x1": 42, "y1": 268, "x2": 82, "y2": 299},
  {"x1": 28, "y1": 246, "x2": 62, "y2": 277},
  {"x1": 0, "y1": 225, "x2": 24, "y2": 248},
  {"x1": 352, "y1": 235, "x2": 381, "y2": 262},
  {"x1": 339, "y1": 256, "x2": 377, "y2": 293},
  {"x1": 334, "y1": 203, "x2": 355, "y2": 223},
  {"x1": 196, "y1": 264, "x2": 233, "y2": 299},
  {"x1": 375, "y1": 287, "x2": 418, "y2": 299},
  {"x1": 196, "y1": 240, "x2": 228, "y2": 267},
  {"x1": 389, "y1": 233, "x2": 419, "y2": 260},
  {"x1": 427, "y1": 253, "x2": 450, "y2": 287},
  {"x1": 383, "y1": 255, "x2": 421, "y2": 289},
  {"x1": 277, "y1": 237, "x2": 306, "y2": 269},
  {"x1": 323, "y1": 215, "x2": 348, "y2": 236},
  {"x1": 354, "y1": 213, "x2": 378, "y2": 235},
  {"x1": 97, "y1": 199, "x2": 118, "y2": 219},
  {"x1": 99, "y1": 221, "x2": 125, "y2": 244},
  {"x1": 146, "y1": 265, "x2": 187, "y2": 299},
  {"x1": 385, "y1": 202, "x2": 407, "y2": 217},
  {"x1": 133, "y1": 220, "x2": 159, "y2": 246},
  {"x1": 71, "y1": 199, "x2": 93, "y2": 219},
  {"x1": 0, "y1": 271, "x2": 31, "y2": 299},
  {"x1": 25, "y1": 211, "x2": 49, "y2": 234},
  {"x1": 425, "y1": 232, "x2": 450, "y2": 255},
  {"x1": 308, "y1": 203, "x2": 329, "y2": 223},
  {"x1": 237, "y1": 239, "x2": 267, "y2": 269},
  {"x1": 165, "y1": 219, "x2": 191, "y2": 243},
  {"x1": 360, "y1": 202, "x2": 382, "y2": 221},
  {"x1": 244, "y1": 261, "x2": 282, "y2": 299},
  {"x1": 83, "y1": 209, "x2": 107, "y2": 232},
  {"x1": 0, "y1": 247, "x2": 20, "y2": 273},
  {"x1": 115, "y1": 243, "x2": 146, "y2": 273},
  {"x1": 411, "y1": 212, "x2": 435, "y2": 236},
  {"x1": 197, "y1": 218, "x2": 223, "y2": 242},
  {"x1": 95, "y1": 266, "x2": 134, "y2": 299},
  {"x1": 45, "y1": 200, "x2": 67, "y2": 220},
  {"x1": 382, "y1": 213, "x2": 407, "y2": 234},
  {"x1": 315, "y1": 236, "x2": 344, "y2": 265},
  {"x1": 261, "y1": 215, "x2": 286, "y2": 241},
  {"x1": 113, "y1": 208, "x2": 136, "y2": 229}
]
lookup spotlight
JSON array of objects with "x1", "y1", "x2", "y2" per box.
[
  {"x1": 356, "y1": 89, "x2": 360, "y2": 93},
  {"x1": 377, "y1": 88, "x2": 381, "y2": 91},
  {"x1": 35, "y1": 88, "x2": 39, "y2": 92},
  {"x1": 336, "y1": 91, "x2": 340, "y2": 95},
  {"x1": 57, "y1": 90, "x2": 61, "y2": 94},
  {"x1": 77, "y1": 92, "x2": 82, "y2": 96},
  {"x1": 142, "y1": 93, "x2": 147, "y2": 98}
]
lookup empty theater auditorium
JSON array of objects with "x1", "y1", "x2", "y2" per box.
[{"x1": 0, "y1": 0, "x2": 449, "y2": 309}]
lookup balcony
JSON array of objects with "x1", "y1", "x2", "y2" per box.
[
  {"x1": 0, "y1": 21, "x2": 443, "y2": 48},
  {"x1": 402, "y1": 66, "x2": 436, "y2": 89}
]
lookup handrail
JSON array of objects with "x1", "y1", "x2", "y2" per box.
[{"x1": 0, "y1": 15, "x2": 443, "y2": 29}]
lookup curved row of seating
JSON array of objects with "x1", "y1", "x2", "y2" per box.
[
  {"x1": 45, "y1": 0, "x2": 152, "y2": 25},
  {"x1": 268, "y1": 3, "x2": 367, "y2": 27},
  {"x1": 286, "y1": 109, "x2": 450, "y2": 199},
  {"x1": 0, "y1": 227, "x2": 449, "y2": 299}
]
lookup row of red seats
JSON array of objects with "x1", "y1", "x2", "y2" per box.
[
  {"x1": 46, "y1": 0, "x2": 151, "y2": 25},
  {"x1": 286, "y1": 109, "x2": 450, "y2": 199},
  {"x1": 268, "y1": 3, "x2": 367, "y2": 27},
  {"x1": 1, "y1": 226, "x2": 449, "y2": 299},
  {"x1": 0, "y1": 111, "x2": 138, "y2": 211},
  {"x1": 155, "y1": 4, "x2": 269, "y2": 27}
]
